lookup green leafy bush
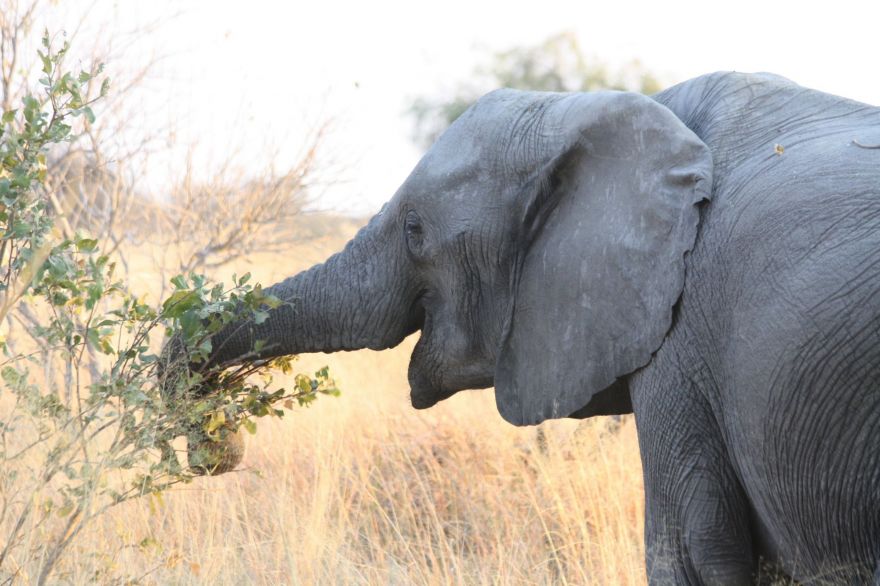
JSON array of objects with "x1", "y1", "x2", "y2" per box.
[{"x1": 0, "y1": 32, "x2": 336, "y2": 583}]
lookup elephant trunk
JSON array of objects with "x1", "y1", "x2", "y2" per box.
[
  {"x1": 164, "y1": 214, "x2": 418, "y2": 475},
  {"x1": 209, "y1": 216, "x2": 416, "y2": 366}
]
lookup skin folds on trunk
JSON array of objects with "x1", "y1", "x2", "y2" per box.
[{"x1": 207, "y1": 219, "x2": 417, "y2": 369}]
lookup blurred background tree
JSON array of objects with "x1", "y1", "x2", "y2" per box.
[
  {"x1": 0, "y1": 0, "x2": 331, "y2": 288},
  {"x1": 408, "y1": 31, "x2": 663, "y2": 149}
]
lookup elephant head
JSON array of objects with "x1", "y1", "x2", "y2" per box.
[{"x1": 166, "y1": 89, "x2": 711, "y2": 470}]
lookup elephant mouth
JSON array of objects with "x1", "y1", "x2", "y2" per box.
[
  {"x1": 407, "y1": 309, "x2": 444, "y2": 409},
  {"x1": 407, "y1": 307, "x2": 494, "y2": 409},
  {"x1": 410, "y1": 383, "x2": 457, "y2": 409}
]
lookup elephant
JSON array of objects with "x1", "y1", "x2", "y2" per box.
[{"x1": 165, "y1": 71, "x2": 880, "y2": 584}]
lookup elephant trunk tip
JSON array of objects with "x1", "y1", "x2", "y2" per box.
[{"x1": 187, "y1": 427, "x2": 246, "y2": 476}]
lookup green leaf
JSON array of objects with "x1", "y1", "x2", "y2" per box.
[
  {"x1": 197, "y1": 338, "x2": 212, "y2": 355},
  {"x1": 179, "y1": 310, "x2": 203, "y2": 339},
  {"x1": 85, "y1": 283, "x2": 103, "y2": 309},
  {"x1": 262, "y1": 294, "x2": 282, "y2": 309},
  {"x1": 79, "y1": 107, "x2": 95, "y2": 125},
  {"x1": 22, "y1": 95, "x2": 39, "y2": 113},
  {"x1": 205, "y1": 410, "x2": 226, "y2": 433},
  {"x1": 296, "y1": 375, "x2": 312, "y2": 393},
  {"x1": 1, "y1": 366, "x2": 21, "y2": 387},
  {"x1": 1, "y1": 110, "x2": 15, "y2": 124},
  {"x1": 75, "y1": 237, "x2": 97, "y2": 252},
  {"x1": 161, "y1": 290, "x2": 199, "y2": 317}
]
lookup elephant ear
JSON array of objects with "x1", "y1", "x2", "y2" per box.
[{"x1": 494, "y1": 92, "x2": 712, "y2": 426}]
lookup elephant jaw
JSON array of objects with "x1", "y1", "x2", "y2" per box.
[
  {"x1": 407, "y1": 313, "x2": 494, "y2": 409},
  {"x1": 408, "y1": 378, "x2": 458, "y2": 409}
]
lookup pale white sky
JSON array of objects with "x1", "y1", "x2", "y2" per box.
[{"x1": 37, "y1": 0, "x2": 880, "y2": 214}]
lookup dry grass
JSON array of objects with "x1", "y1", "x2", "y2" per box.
[
  {"x1": 79, "y1": 378, "x2": 646, "y2": 585},
  {"x1": 16, "y1": 223, "x2": 648, "y2": 585}
]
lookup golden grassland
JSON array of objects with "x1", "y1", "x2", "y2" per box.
[{"x1": 15, "y1": 221, "x2": 648, "y2": 585}]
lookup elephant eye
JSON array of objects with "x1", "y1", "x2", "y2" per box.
[{"x1": 404, "y1": 211, "x2": 424, "y2": 253}]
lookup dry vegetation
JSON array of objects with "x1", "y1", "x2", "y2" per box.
[
  {"x1": 53, "y1": 230, "x2": 648, "y2": 585},
  {"x1": 0, "y1": 2, "x2": 647, "y2": 583}
]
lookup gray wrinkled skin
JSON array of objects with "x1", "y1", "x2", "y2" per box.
[{"x1": 184, "y1": 72, "x2": 880, "y2": 584}]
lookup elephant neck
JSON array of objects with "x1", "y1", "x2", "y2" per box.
[{"x1": 654, "y1": 71, "x2": 872, "y2": 183}]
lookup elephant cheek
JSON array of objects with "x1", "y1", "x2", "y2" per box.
[{"x1": 187, "y1": 428, "x2": 246, "y2": 476}]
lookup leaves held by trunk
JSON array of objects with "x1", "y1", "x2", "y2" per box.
[{"x1": 159, "y1": 271, "x2": 340, "y2": 447}]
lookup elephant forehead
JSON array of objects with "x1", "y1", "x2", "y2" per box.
[
  {"x1": 404, "y1": 131, "x2": 500, "y2": 203},
  {"x1": 401, "y1": 161, "x2": 495, "y2": 210},
  {"x1": 415, "y1": 131, "x2": 485, "y2": 180},
  {"x1": 407, "y1": 90, "x2": 566, "y2": 193}
]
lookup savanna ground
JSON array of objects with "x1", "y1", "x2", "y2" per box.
[{"x1": 50, "y1": 222, "x2": 647, "y2": 585}]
